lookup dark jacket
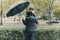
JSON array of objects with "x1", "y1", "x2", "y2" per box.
[{"x1": 22, "y1": 11, "x2": 38, "y2": 31}]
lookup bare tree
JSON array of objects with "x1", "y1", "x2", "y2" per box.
[{"x1": 48, "y1": 0, "x2": 54, "y2": 24}]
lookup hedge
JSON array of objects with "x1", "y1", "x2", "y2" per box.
[{"x1": 0, "y1": 28, "x2": 60, "y2": 40}]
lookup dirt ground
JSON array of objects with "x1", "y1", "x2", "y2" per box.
[{"x1": 0, "y1": 18, "x2": 60, "y2": 30}]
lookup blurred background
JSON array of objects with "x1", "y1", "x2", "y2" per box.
[{"x1": 0, "y1": 0, "x2": 60, "y2": 26}]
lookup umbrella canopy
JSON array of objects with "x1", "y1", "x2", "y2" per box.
[{"x1": 6, "y1": 1, "x2": 30, "y2": 17}]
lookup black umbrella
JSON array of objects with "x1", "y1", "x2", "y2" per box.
[{"x1": 6, "y1": 1, "x2": 30, "y2": 17}]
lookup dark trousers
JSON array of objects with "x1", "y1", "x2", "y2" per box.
[{"x1": 24, "y1": 30, "x2": 35, "y2": 40}]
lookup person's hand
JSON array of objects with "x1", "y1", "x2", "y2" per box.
[{"x1": 32, "y1": 10, "x2": 35, "y2": 14}]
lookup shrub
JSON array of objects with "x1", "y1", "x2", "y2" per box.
[{"x1": 0, "y1": 28, "x2": 60, "y2": 40}]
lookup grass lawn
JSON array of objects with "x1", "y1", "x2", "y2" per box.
[{"x1": 0, "y1": 23, "x2": 60, "y2": 30}]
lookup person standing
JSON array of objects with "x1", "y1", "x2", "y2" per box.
[{"x1": 22, "y1": 7, "x2": 38, "y2": 40}]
